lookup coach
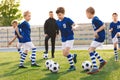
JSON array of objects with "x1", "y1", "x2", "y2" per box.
[{"x1": 44, "y1": 11, "x2": 59, "y2": 58}]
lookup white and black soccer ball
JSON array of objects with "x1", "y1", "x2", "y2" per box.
[
  {"x1": 82, "y1": 61, "x2": 92, "y2": 71},
  {"x1": 43, "y1": 53, "x2": 48, "y2": 59},
  {"x1": 45, "y1": 60, "x2": 54, "y2": 69},
  {"x1": 49, "y1": 62, "x2": 60, "y2": 73}
]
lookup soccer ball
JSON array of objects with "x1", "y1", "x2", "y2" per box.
[
  {"x1": 82, "y1": 61, "x2": 92, "y2": 71},
  {"x1": 43, "y1": 53, "x2": 48, "y2": 59},
  {"x1": 49, "y1": 62, "x2": 60, "y2": 73},
  {"x1": 45, "y1": 60, "x2": 54, "y2": 69}
]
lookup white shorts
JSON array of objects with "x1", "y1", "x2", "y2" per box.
[
  {"x1": 62, "y1": 40, "x2": 74, "y2": 49},
  {"x1": 90, "y1": 41, "x2": 103, "y2": 48},
  {"x1": 17, "y1": 43, "x2": 23, "y2": 49},
  {"x1": 112, "y1": 32, "x2": 120, "y2": 44},
  {"x1": 23, "y1": 42, "x2": 36, "y2": 51}
]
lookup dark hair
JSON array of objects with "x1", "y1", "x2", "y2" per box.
[
  {"x1": 56, "y1": 7, "x2": 65, "y2": 14},
  {"x1": 112, "y1": 13, "x2": 118, "y2": 16},
  {"x1": 49, "y1": 11, "x2": 53, "y2": 13},
  {"x1": 86, "y1": 7, "x2": 95, "y2": 15}
]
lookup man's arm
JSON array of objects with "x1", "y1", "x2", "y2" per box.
[
  {"x1": 55, "y1": 23, "x2": 59, "y2": 35},
  {"x1": 8, "y1": 35, "x2": 17, "y2": 45}
]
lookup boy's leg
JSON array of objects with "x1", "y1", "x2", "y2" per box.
[
  {"x1": 19, "y1": 50, "x2": 28, "y2": 68},
  {"x1": 62, "y1": 40, "x2": 77, "y2": 71},
  {"x1": 87, "y1": 47, "x2": 99, "y2": 74},
  {"x1": 25, "y1": 42, "x2": 40, "y2": 67},
  {"x1": 117, "y1": 33, "x2": 120, "y2": 48},
  {"x1": 87, "y1": 41, "x2": 100, "y2": 74},
  {"x1": 94, "y1": 51, "x2": 107, "y2": 69},
  {"x1": 113, "y1": 43, "x2": 118, "y2": 61},
  {"x1": 17, "y1": 43, "x2": 23, "y2": 57}
]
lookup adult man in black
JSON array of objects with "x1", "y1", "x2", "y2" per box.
[{"x1": 44, "y1": 11, "x2": 59, "y2": 58}]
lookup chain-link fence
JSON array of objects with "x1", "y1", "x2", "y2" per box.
[{"x1": 0, "y1": 23, "x2": 111, "y2": 48}]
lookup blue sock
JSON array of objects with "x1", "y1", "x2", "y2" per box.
[
  {"x1": 31, "y1": 48, "x2": 37, "y2": 64},
  {"x1": 94, "y1": 51, "x2": 104, "y2": 63},
  {"x1": 20, "y1": 53, "x2": 27, "y2": 66},
  {"x1": 89, "y1": 52, "x2": 98, "y2": 69},
  {"x1": 67, "y1": 54, "x2": 74, "y2": 67}
]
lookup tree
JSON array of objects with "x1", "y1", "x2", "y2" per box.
[{"x1": 0, "y1": 0, "x2": 22, "y2": 26}]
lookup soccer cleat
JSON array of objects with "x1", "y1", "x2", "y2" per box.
[
  {"x1": 31, "y1": 63, "x2": 40, "y2": 67},
  {"x1": 115, "y1": 56, "x2": 119, "y2": 62},
  {"x1": 67, "y1": 66, "x2": 76, "y2": 72},
  {"x1": 73, "y1": 54, "x2": 77, "y2": 64},
  {"x1": 87, "y1": 68, "x2": 99, "y2": 74},
  {"x1": 19, "y1": 65, "x2": 27, "y2": 69},
  {"x1": 99, "y1": 61, "x2": 107, "y2": 69}
]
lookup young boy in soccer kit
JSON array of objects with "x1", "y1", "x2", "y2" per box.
[
  {"x1": 86, "y1": 7, "x2": 107, "y2": 74},
  {"x1": 56, "y1": 7, "x2": 77, "y2": 71},
  {"x1": 18, "y1": 11, "x2": 40, "y2": 68},
  {"x1": 109, "y1": 13, "x2": 120, "y2": 61},
  {"x1": 8, "y1": 20, "x2": 23, "y2": 57}
]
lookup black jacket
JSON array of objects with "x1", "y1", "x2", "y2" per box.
[{"x1": 44, "y1": 18, "x2": 59, "y2": 36}]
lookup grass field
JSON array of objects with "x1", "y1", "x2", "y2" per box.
[{"x1": 0, "y1": 50, "x2": 120, "y2": 80}]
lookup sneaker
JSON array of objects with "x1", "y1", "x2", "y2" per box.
[
  {"x1": 31, "y1": 63, "x2": 40, "y2": 67},
  {"x1": 19, "y1": 65, "x2": 27, "y2": 69},
  {"x1": 99, "y1": 61, "x2": 107, "y2": 69},
  {"x1": 73, "y1": 54, "x2": 77, "y2": 64},
  {"x1": 67, "y1": 66, "x2": 76, "y2": 72},
  {"x1": 87, "y1": 68, "x2": 99, "y2": 74}
]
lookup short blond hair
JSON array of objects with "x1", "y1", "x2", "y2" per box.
[
  {"x1": 23, "y1": 11, "x2": 31, "y2": 17},
  {"x1": 11, "y1": 20, "x2": 18, "y2": 25},
  {"x1": 86, "y1": 7, "x2": 95, "y2": 15}
]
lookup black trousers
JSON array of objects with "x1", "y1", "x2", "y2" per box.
[{"x1": 45, "y1": 35, "x2": 56, "y2": 57}]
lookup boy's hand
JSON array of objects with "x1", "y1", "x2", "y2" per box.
[
  {"x1": 94, "y1": 32, "x2": 99, "y2": 39},
  {"x1": 8, "y1": 41, "x2": 12, "y2": 45},
  {"x1": 109, "y1": 28, "x2": 113, "y2": 32},
  {"x1": 19, "y1": 35, "x2": 23, "y2": 38}
]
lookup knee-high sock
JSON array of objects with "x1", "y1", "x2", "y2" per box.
[
  {"x1": 18, "y1": 48, "x2": 23, "y2": 56},
  {"x1": 31, "y1": 48, "x2": 37, "y2": 64},
  {"x1": 20, "y1": 53, "x2": 27, "y2": 66},
  {"x1": 67, "y1": 54, "x2": 74, "y2": 67},
  {"x1": 89, "y1": 52, "x2": 98, "y2": 69},
  {"x1": 114, "y1": 48, "x2": 118, "y2": 59},
  {"x1": 94, "y1": 51, "x2": 104, "y2": 63}
]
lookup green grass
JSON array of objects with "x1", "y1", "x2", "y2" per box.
[{"x1": 0, "y1": 50, "x2": 120, "y2": 80}]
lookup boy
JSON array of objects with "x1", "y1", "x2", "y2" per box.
[
  {"x1": 8, "y1": 20, "x2": 23, "y2": 57},
  {"x1": 86, "y1": 7, "x2": 107, "y2": 74},
  {"x1": 56, "y1": 7, "x2": 77, "y2": 71},
  {"x1": 18, "y1": 11, "x2": 40, "y2": 68},
  {"x1": 109, "y1": 13, "x2": 120, "y2": 61}
]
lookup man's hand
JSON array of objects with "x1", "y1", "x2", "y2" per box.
[
  {"x1": 45, "y1": 34, "x2": 48, "y2": 37},
  {"x1": 94, "y1": 31, "x2": 99, "y2": 39}
]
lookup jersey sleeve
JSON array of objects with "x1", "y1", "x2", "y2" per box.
[
  {"x1": 67, "y1": 18, "x2": 74, "y2": 26},
  {"x1": 93, "y1": 18, "x2": 104, "y2": 28}
]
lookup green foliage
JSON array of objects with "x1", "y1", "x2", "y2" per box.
[{"x1": 0, "y1": 0, "x2": 22, "y2": 26}]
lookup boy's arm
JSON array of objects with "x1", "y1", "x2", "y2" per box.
[
  {"x1": 95, "y1": 24, "x2": 106, "y2": 33},
  {"x1": 109, "y1": 23, "x2": 113, "y2": 32},
  {"x1": 15, "y1": 27, "x2": 22, "y2": 38},
  {"x1": 8, "y1": 35, "x2": 17, "y2": 45}
]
